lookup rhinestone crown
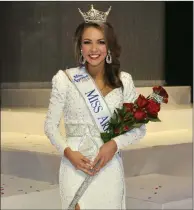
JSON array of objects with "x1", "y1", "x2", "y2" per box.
[{"x1": 78, "y1": 5, "x2": 111, "y2": 23}]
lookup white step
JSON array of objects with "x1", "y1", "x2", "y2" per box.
[
  {"x1": 1, "y1": 133, "x2": 192, "y2": 180},
  {"x1": 1, "y1": 105, "x2": 192, "y2": 135}
]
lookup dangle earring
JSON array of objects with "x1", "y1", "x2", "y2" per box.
[
  {"x1": 79, "y1": 49, "x2": 86, "y2": 65},
  {"x1": 106, "y1": 50, "x2": 112, "y2": 64}
]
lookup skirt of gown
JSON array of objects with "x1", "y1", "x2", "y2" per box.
[{"x1": 59, "y1": 136, "x2": 126, "y2": 209}]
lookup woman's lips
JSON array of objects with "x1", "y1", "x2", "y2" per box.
[{"x1": 89, "y1": 54, "x2": 100, "y2": 59}]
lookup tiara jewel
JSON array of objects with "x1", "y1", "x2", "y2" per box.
[{"x1": 78, "y1": 5, "x2": 111, "y2": 23}]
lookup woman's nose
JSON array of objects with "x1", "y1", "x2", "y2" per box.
[{"x1": 90, "y1": 44, "x2": 98, "y2": 52}]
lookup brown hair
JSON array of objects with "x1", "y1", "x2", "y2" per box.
[{"x1": 74, "y1": 22, "x2": 123, "y2": 89}]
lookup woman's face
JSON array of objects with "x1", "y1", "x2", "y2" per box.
[{"x1": 81, "y1": 26, "x2": 107, "y2": 67}]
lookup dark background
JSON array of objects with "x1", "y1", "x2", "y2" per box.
[
  {"x1": 0, "y1": 1, "x2": 193, "y2": 100},
  {"x1": 165, "y1": 1, "x2": 193, "y2": 101}
]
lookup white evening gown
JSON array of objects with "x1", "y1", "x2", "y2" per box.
[{"x1": 44, "y1": 67, "x2": 146, "y2": 209}]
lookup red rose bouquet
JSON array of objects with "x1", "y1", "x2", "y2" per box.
[{"x1": 101, "y1": 86, "x2": 169, "y2": 143}]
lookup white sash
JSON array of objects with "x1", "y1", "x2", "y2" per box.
[{"x1": 66, "y1": 67, "x2": 112, "y2": 133}]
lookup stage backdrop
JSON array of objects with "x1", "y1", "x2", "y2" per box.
[{"x1": 0, "y1": 1, "x2": 165, "y2": 86}]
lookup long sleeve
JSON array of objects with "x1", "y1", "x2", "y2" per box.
[
  {"x1": 113, "y1": 72, "x2": 146, "y2": 151},
  {"x1": 44, "y1": 70, "x2": 69, "y2": 156}
]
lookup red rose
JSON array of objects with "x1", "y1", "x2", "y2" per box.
[
  {"x1": 114, "y1": 128, "x2": 120, "y2": 134},
  {"x1": 153, "y1": 86, "x2": 162, "y2": 93},
  {"x1": 134, "y1": 109, "x2": 147, "y2": 121},
  {"x1": 136, "y1": 94, "x2": 149, "y2": 108},
  {"x1": 146, "y1": 100, "x2": 160, "y2": 117},
  {"x1": 153, "y1": 86, "x2": 168, "y2": 99},
  {"x1": 123, "y1": 125, "x2": 129, "y2": 132},
  {"x1": 163, "y1": 97, "x2": 168, "y2": 103},
  {"x1": 123, "y1": 103, "x2": 134, "y2": 112}
]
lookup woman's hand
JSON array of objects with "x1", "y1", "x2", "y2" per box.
[
  {"x1": 64, "y1": 148, "x2": 94, "y2": 176},
  {"x1": 91, "y1": 140, "x2": 118, "y2": 175}
]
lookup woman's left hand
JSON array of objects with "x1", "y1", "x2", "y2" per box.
[{"x1": 91, "y1": 140, "x2": 117, "y2": 175}]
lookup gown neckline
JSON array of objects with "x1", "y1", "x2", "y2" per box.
[
  {"x1": 103, "y1": 87, "x2": 121, "y2": 98},
  {"x1": 61, "y1": 69, "x2": 121, "y2": 100}
]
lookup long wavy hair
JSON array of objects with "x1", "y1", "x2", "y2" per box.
[{"x1": 74, "y1": 22, "x2": 123, "y2": 89}]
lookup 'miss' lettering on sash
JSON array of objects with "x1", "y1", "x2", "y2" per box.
[
  {"x1": 66, "y1": 67, "x2": 112, "y2": 133},
  {"x1": 85, "y1": 89, "x2": 103, "y2": 113}
]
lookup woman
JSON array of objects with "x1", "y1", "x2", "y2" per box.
[{"x1": 44, "y1": 5, "x2": 146, "y2": 210}]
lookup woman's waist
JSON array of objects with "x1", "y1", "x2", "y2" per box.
[
  {"x1": 66, "y1": 136, "x2": 103, "y2": 151},
  {"x1": 65, "y1": 124, "x2": 104, "y2": 155},
  {"x1": 65, "y1": 123, "x2": 101, "y2": 138}
]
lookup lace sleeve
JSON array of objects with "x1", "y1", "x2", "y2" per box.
[
  {"x1": 113, "y1": 72, "x2": 146, "y2": 151},
  {"x1": 44, "y1": 70, "x2": 68, "y2": 156}
]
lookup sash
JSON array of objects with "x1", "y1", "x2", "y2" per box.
[
  {"x1": 65, "y1": 66, "x2": 112, "y2": 133},
  {"x1": 65, "y1": 67, "x2": 120, "y2": 210}
]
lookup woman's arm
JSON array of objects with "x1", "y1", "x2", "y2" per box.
[
  {"x1": 44, "y1": 70, "x2": 70, "y2": 156},
  {"x1": 113, "y1": 72, "x2": 146, "y2": 151}
]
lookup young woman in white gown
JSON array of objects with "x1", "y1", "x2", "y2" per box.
[{"x1": 44, "y1": 5, "x2": 146, "y2": 210}]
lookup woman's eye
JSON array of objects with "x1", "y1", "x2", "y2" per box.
[
  {"x1": 83, "y1": 41, "x2": 90, "y2": 44},
  {"x1": 99, "y1": 40, "x2": 106, "y2": 44}
]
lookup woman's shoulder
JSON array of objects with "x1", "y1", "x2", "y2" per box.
[
  {"x1": 54, "y1": 67, "x2": 79, "y2": 77},
  {"x1": 121, "y1": 71, "x2": 137, "y2": 94},
  {"x1": 51, "y1": 67, "x2": 78, "y2": 89},
  {"x1": 53, "y1": 67, "x2": 79, "y2": 81},
  {"x1": 120, "y1": 71, "x2": 133, "y2": 85}
]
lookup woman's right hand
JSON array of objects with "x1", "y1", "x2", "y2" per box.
[{"x1": 64, "y1": 147, "x2": 94, "y2": 176}]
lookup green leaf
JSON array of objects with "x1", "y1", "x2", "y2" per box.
[
  {"x1": 125, "y1": 121, "x2": 135, "y2": 128},
  {"x1": 116, "y1": 108, "x2": 124, "y2": 117},
  {"x1": 114, "y1": 111, "x2": 119, "y2": 122},
  {"x1": 100, "y1": 133, "x2": 112, "y2": 143},
  {"x1": 121, "y1": 108, "x2": 125, "y2": 116},
  {"x1": 116, "y1": 108, "x2": 121, "y2": 113},
  {"x1": 143, "y1": 118, "x2": 150, "y2": 123},
  {"x1": 150, "y1": 118, "x2": 161, "y2": 122},
  {"x1": 124, "y1": 112, "x2": 133, "y2": 119},
  {"x1": 131, "y1": 123, "x2": 144, "y2": 128},
  {"x1": 147, "y1": 114, "x2": 158, "y2": 120},
  {"x1": 110, "y1": 117, "x2": 117, "y2": 125},
  {"x1": 147, "y1": 114, "x2": 161, "y2": 122}
]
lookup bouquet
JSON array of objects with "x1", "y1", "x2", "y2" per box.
[{"x1": 101, "y1": 86, "x2": 169, "y2": 143}]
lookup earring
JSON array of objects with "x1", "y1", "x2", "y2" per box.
[
  {"x1": 106, "y1": 50, "x2": 112, "y2": 64},
  {"x1": 79, "y1": 49, "x2": 86, "y2": 65}
]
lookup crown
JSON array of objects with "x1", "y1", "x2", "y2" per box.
[{"x1": 78, "y1": 5, "x2": 111, "y2": 23}]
